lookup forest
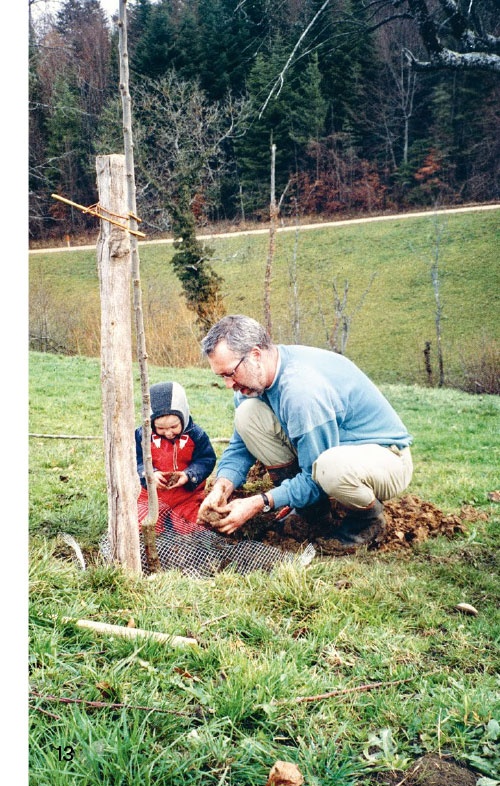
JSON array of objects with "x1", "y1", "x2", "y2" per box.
[{"x1": 29, "y1": 0, "x2": 500, "y2": 242}]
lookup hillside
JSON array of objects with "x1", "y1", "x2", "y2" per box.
[{"x1": 29, "y1": 208, "x2": 500, "y2": 386}]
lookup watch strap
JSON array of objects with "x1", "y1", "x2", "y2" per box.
[{"x1": 260, "y1": 492, "x2": 272, "y2": 512}]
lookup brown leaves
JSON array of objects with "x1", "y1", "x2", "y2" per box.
[{"x1": 266, "y1": 761, "x2": 304, "y2": 786}]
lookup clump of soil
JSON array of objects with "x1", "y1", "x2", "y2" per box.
[
  {"x1": 159, "y1": 471, "x2": 182, "y2": 489},
  {"x1": 369, "y1": 753, "x2": 479, "y2": 785},
  {"x1": 230, "y1": 463, "x2": 488, "y2": 556},
  {"x1": 199, "y1": 506, "x2": 226, "y2": 526}
]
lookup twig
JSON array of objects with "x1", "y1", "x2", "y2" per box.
[
  {"x1": 30, "y1": 689, "x2": 187, "y2": 716},
  {"x1": 29, "y1": 433, "x2": 102, "y2": 439},
  {"x1": 259, "y1": 0, "x2": 330, "y2": 117},
  {"x1": 198, "y1": 613, "x2": 231, "y2": 630},
  {"x1": 394, "y1": 760, "x2": 422, "y2": 786},
  {"x1": 29, "y1": 702, "x2": 61, "y2": 720},
  {"x1": 275, "y1": 674, "x2": 436, "y2": 705},
  {"x1": 51, "y1": 193, "x2": 146, "y2": 237},
  {"x1": 216, "y1": 765, "x2": 229, "y2": 786}
]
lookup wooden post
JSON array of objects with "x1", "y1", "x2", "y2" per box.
[{"x1": 96, "y1": 153, "x2": 141, "y2": 573}]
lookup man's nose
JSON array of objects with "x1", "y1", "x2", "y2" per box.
[{"x1": 224, "y1": 377, "x2": 236, "y2": 389}]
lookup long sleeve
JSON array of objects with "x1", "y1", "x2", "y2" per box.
[
  {"x1": 135, "y1": 426, "x2": 147, "y2": 488},
  {"x1": 184, "y1": 423, "x2": 217, "y2": 490},
  {"x1": 216, "y1": 427, "x2": 256, "y2": 489}
]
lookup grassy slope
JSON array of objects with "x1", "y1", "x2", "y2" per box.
[
  {"x1": 29, "y1": 354, "x2": 499, "y2": 784},
  {"x1": 29, "y1": 210, "x2": 500, "y2": 384}
]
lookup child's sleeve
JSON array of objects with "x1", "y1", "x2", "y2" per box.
[
  {"x1": 135, "y1": 427, "x2": 147, "y2": 488},
  {"x1": 184, "y1": 426, "x2": 217, "y2": 490}
]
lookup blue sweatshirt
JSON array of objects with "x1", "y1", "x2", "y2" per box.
[{"x1": 217, "y1": 345, "x2": 412, "y2": 510}]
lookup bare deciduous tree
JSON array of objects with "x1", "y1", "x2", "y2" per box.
[
  {"x1": 125, "y1": 73, "x2": 247, "y2": 231},
  {"x1": 410, "y1": 216, "x2": 446, "y2": 386},
  {"x1": 319, "y1": 273, "x2": 377, "y2": 355},
  {"x1": 364, "y1": 0, "x2": 500, "y2": 72}
]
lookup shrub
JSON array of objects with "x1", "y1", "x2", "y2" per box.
[{"x1": 455, "y1": 337, "x2": 500, "y2": 395}]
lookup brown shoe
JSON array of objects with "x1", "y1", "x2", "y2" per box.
[
  {"x1": 331, "y1": 500, "x2": 386, "y2": 547},
  {"x1": 265, "y1": 459, "x2": 300, "y2": 486}
]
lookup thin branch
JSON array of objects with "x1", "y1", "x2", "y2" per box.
[
  {"x1": 274, "y1": 673, "x2": 438, "y2": 705},
  {"x1": 29, "y1": 433, "x2": 230, "y2": 442},
  {"x1": 30, "y1": 688, "x2": 188, "y2": 716},
  {"x1": 259, "y1": 0, "x2": 331, "y2": 118},
  {"x1": 29, "y1": 703, "x2": 61, "y2": 721},
  {"x1": 29, "y1": 433, "x2": 101, "y2": 439}
]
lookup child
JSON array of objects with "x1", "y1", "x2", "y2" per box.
[{"x1": 135, "y1": 381, "x2": 216, "y2": 535}]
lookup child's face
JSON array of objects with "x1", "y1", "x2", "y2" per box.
[{"x1": 153, "y1": 414, "x2": 183, "y2": 440}]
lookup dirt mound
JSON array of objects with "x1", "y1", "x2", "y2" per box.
[
  {"x1": 369, "y1": 753, "x2": 479, "y2": 785},
  {"x1": 233, "y1": 465, "x2": 488, "y2": 555}
]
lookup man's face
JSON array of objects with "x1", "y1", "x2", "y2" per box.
[{"x1": 208, "y1": 341, "x2": 267, "y2": 397}]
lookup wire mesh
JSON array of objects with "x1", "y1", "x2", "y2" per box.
[{"x1": 100, "y1": 503, "x2": 315, "y2": 578}]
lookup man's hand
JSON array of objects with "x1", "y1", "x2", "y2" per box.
[
  {"x1": 197, "y1": 478, "x2": 234, "y2": 524},
  {"x1": 207, "y1": 495, "x2": 265, "y2": 535}
]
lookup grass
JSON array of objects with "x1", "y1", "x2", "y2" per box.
[
  {"x1": 29, "y1": 208, "x2": 500, "y2": 385},
  {"x1": 28, "y1": 352, "x2": 500, "y2": 784}
]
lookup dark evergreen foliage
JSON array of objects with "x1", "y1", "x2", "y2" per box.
[{"x1": 29, "y1": 0, "x2": 500, "y2": 241}]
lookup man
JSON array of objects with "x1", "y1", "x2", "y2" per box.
[{"x1": 197, "y1": 315, "x2": 413, "y2": 548}]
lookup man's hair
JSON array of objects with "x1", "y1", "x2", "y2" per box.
[{"x1": 201, "y1": 314, "x2": 272, "y2": 356}]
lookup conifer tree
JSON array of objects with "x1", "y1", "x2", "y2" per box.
[{"x1": 237, "y1": 44, "x2": 327, "y2": 214}]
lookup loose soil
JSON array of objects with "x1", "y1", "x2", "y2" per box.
[
  {"x1": 158, "y1": 471, "x2": 182, "y2": 489},
  {"x1": 229, "y1": 464, "x2": 489, "y2": 557},
  {"x1": 367, "y1": 753, "x2": 479, "y2": 785}
]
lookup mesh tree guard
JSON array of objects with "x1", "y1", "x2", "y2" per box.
[{"x1": 100, "y1": 503, "x2": 315, "y2": 578}]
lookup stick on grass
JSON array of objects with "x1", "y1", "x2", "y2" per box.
[
  {"x1": 275, "y1": 673, "x2": 438, "y2": 705},
  {"x1": 62, "y1": 617, "x2": 198, "y2": 647}
]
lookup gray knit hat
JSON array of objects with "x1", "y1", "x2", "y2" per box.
[{"x1": 150, "y1": 381, "x2": 190, "y2": 431}]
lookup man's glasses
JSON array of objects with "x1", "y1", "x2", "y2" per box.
[{"x1": 218, "y1": 354, "x2": 247, "y2": 379}]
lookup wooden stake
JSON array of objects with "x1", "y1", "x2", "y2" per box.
[
  {"x1": 96, "y1": 154, "x2": 142, "y2": 573},
  {"x1": 118, "y1": 0, "x2": 161, "y2": 574}
]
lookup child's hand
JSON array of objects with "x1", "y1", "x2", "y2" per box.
[{"x1": 154, "y1": 471, "x2": 188, "y2": 489}]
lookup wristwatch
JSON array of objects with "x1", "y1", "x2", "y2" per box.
[{"x1": 260, "y1": 492, "x2": 272, "y2": 513}]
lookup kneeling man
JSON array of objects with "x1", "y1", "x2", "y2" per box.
[{"x1": 197, "y1": 315, "x2": 413, "y2": 548}]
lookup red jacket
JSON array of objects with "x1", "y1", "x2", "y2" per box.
[{"x1": 135, "y1": 419, "x2": 216, "y2": 534}]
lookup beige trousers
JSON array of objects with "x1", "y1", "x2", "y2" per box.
[{"x1": 234, "y1": 398, "x2": 413, "y2": 509}]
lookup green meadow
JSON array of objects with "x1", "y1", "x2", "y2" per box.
[{"x1": 29, "y1": 348, "x2": 499, "y2": 785}]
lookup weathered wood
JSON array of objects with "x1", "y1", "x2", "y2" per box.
[
  {"x1": 62, "y1": 617, "x2": 198, "y2": 647},
  {"x1": 96, "y1": 153, "x2": 141, "y2": 573}
]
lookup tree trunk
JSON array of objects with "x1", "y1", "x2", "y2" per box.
[
  {"x1": 118, "y1": 0, "x2": 161, "y2": 573},
  {"x1": 96, "y1": 153, "x2": 141, "y2": 573},
  {"x1": 264, "y1": 142, "x2": 277, "y2": 338}
]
